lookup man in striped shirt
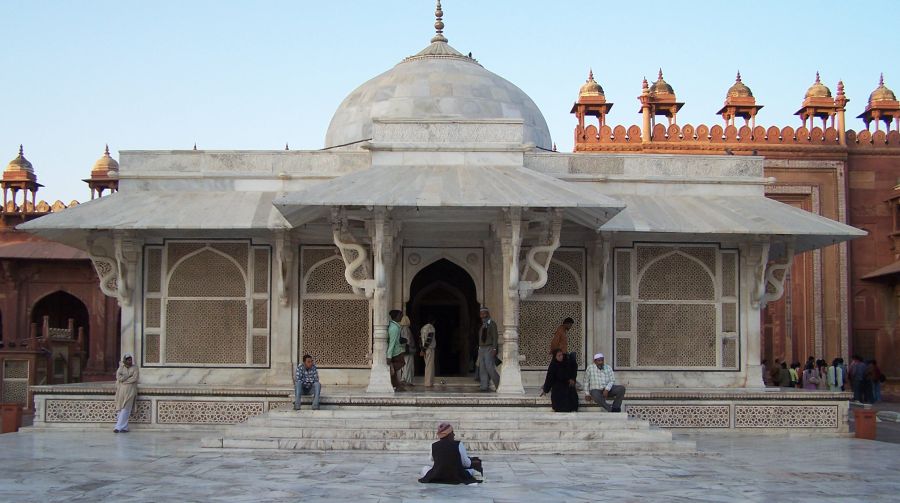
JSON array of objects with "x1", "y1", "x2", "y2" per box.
[
  {"x1": 583, "y1": 353, "x2": 625, "y2": 412},
  {"x1": 294, "y1": 354, "x2": 321, "y2": 410}
]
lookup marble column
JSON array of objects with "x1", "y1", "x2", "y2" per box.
[
  {"x1": 366, "y1": 209, "x2": 395, "y2": 394},
  {"x1": 497, "y1": 208, "x2": 525, "y2": 394}
]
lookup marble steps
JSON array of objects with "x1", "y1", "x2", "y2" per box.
[
  {"x1": 219, "y1": 425, "x2": 667, "y2": 442},
  {"x1": 207, "y1": 407, "x2": 696, "y2": 454},
  {"x1": 247, "y1": 417, "x2": 646, "y2": 431},
  {"x1": 212, "y1": 437, "x2": 696, "y2": 454}
]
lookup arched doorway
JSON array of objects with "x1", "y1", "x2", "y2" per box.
[
  {"x1": 407, "y1": 259, "x2": 480, "y2": 377},
  {"x1": 31, "y1": 291, "x2": 90, "y2": 383}
]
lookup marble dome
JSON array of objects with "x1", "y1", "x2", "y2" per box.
[{"x1": 324, "y1": 39, "x2": 552, "y2": 150}]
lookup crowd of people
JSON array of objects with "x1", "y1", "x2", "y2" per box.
[{"x1": 763, "y1": 355, "x2": 885, "y2": 403}]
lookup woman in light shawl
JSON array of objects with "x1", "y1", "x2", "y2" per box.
[
  {"x1": 400, "y1": 315, "x2": 417, "y2": 386},
  {"x1": 114, "y1": 353, "x2": 139, "y2": 433}
]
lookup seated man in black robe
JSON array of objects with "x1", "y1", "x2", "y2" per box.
[{"x1": 419, "y1": 422, "x2": 483, "y2": 484}]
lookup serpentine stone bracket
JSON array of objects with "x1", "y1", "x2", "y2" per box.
[
  {"x1": 760, "y1": 244, "x2": 795, "y2": 309},
  {"x1": 748, "y1": 241, "x2": 771, "y2": 310},
  {"x1": 519, "y1": 209, "x2": 562, "y2": 299},
  {"x1": 594, "y1": 234, "x2": 611, "y2": 307},
  {"x1": 331, "y1": 209, "x2": 375, "y2": 299},
  {"x1": 274, "y1": 230, "x2": 296, "y2": 307}
]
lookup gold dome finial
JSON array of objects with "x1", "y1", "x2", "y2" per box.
[
  {"x1": 869, "y1": 73, "x2": 896, "y2": 103},
  {"x1": 805, "y1": 71, "x2": 832, "y2": 99},
  {"x1": 431, "y1": 0, "x2": 447, "y2": 43},
  {"x1": 92, "y1": 144, "x2": 119, "y2": 174},
  {"x1": 579, "y1": 68, "x2": 604, "y2": 97},
  {"x1": 726, "y1": 70, "x2": 753, "y2": 98},
  {"x1": 649, "y1": 68, "x2": 674, "y2": 97},
  {"x1": 6, "y1": 144, "x2": 34, "y2": 174}
]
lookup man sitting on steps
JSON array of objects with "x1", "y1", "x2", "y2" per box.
[
  {"x1": 584, "y1": 353, "x2": 625, "y2": 412},
  {"x1": 293, "y1": 354, "x2": 321, "y2": 410}
]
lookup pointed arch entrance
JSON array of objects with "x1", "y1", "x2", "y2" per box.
[{"x1": 407, "y1": 259, "x2": 480, "y2": 377}]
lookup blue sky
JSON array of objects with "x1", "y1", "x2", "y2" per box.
[{"x1": 3, "y1": 0, "x2": 898, "y2": 202}]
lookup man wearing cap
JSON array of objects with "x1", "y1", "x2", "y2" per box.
[
  {"x1": 477, "y1": 307, "x2": 500, "y2": 392},
  {"x1": 584, "y1": 353, "x2": 625, "y2": 412},
  {"x1": 419, "y1": 422, "x2": 482, "y2": 484}
]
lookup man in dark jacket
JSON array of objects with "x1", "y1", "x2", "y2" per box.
[{"x1": 419, "y1": 422, "x2": 482, "y2": 484}]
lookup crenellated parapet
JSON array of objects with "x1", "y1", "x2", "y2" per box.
[{"x1": 573, "y1": 70, "x2": 900, "y2": 155}]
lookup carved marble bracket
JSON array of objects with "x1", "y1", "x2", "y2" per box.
[
  {"x1": 748, "y1": 241, "x2": 771, "y2": 310},
  {"x1": 760, "y1": 244, "x2": 795, "y2": 309},
  {"x1": 88, "y1": 234, "x2": 139, "y2": 306},
  {"x1": 274, "y1": 230, "x2": 296, "y2": 307},
  {"x1": 331, "y1": 208, "x2": 375, "y2": 299},
  {"x1": 519, "y1": 209, "x2": 562, "y2": 299},
  {"x1": 593, "y1": 233, "x2": 611, "y2": 307}
]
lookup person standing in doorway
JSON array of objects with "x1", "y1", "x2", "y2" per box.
[
  {"x1": 477, "y1": 307, "x2": 500, "y2": 392},
  {"x1": 420, "y1": 316, "x2": 437, "y2": 387},
  {"x1": 400, "y1": 315, "x2": 417, "y2": 387},
  {"x1": 113, "y1": 353, "x2": 139, "y2": 433},
  {"x1": 387, "y1": 310, "x2": 406, "y2": 390},
  {"x1": 549, "y1": 317, "x2": 574, "y2": 355}
]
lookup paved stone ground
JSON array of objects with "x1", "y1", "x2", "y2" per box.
[{"x1": 0, "y1": 428, "x2": 897, "y2": 502}]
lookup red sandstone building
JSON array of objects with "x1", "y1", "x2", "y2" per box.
[
  {"x1": 0, "y1": 146, "x2": 120, "y2": 408},
  {"x1": 572, "y1": 70, "x2": 900, "y2": 378}
]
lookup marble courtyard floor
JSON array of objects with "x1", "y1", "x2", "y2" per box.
[{"x1": 0, "y1": 429, "x2": 896, "y2": 502}]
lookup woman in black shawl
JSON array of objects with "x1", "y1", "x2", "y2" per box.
[{"x1": 540, "y1": 349, "x2": 579, "y2": 412}]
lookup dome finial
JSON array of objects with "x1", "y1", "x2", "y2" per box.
[
  {"x1": 879, "y1": 72, "x2": 885, "y2": 87},
  {"x1": 431, "y1": 0, "x2": 447, "y2": 43},
  {"x1": 736, "y1": 71, "x2": 742, "y2": 82},
  {"x1": 815, "y1": 71, "x2": 821, "y2": 84},
  {"x1": 588, "y1": 68, "x2": 594, "y2": 82},
  {"x1": 104, "y1": 144, "x2": 110, "y2": 156},
  {"x1": 18, "y1": 144, "x2": 24, "y2": 156},
  {"x1": 658, "y1": 68, "x2": 664, "y2": 81}
]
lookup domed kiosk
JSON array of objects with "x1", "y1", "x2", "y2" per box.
[{"x1": 325, "y1": 4, "x2": 551, "y2": 150}]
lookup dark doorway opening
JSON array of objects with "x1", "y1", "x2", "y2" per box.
[
  {"x1": 407, "y1": 259, "x2": 480, "y2": 377},
  {"x1": 31, "y1": 291, "x2": 90, "y2": 359}
]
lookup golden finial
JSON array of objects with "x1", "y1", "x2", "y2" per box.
[{"x1": 431, "y1": 0, "x2": 447, "y2": 43}]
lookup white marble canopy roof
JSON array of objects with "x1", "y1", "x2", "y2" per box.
[
  {"x1": 17, "y1": 191, "x2": 289, "y2": 236},
  {"x1": 272, "y1": 164, "x2": 625, "y2": 228},
  {"x1": 601, "y1": 194, "x2": 866, "y2": 253}
]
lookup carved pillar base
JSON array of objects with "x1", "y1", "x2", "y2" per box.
[
  {"x1": 366, "y1": 326, "x2": 394, "y2": 394},
  {"x1": 497, "y1": 332, "x2": 525, "y2": 394}
]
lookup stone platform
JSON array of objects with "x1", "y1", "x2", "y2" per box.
[
  {"x1": 202, "y1": 406, "x2": 696, "y2": 455},
  {"x1": 28, "y1": 380, "x2": 851, "y2": 435}
]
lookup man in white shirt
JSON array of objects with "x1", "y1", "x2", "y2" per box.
[{"x1": 583, "y1": 353, "x2": 626, "y2": 412}]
